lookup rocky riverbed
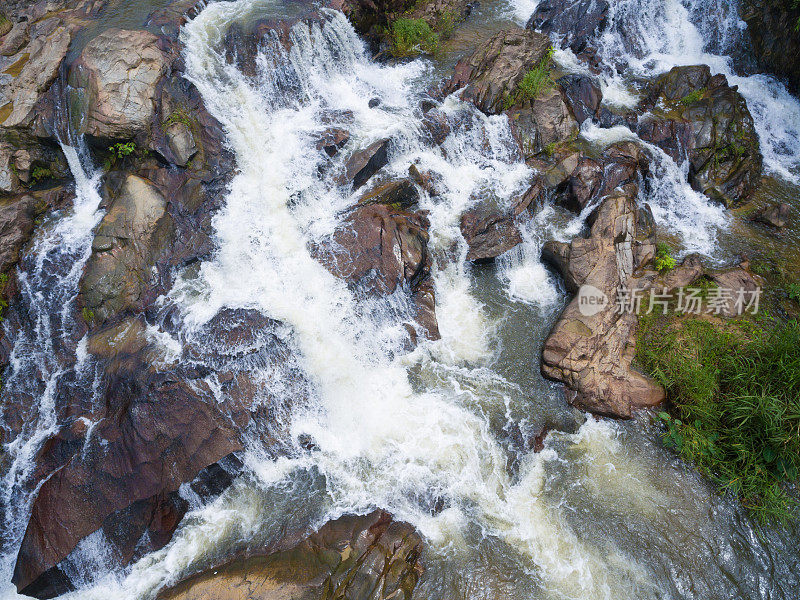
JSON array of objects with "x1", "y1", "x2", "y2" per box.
[{"x1": 1, "y1": 0, "x2": 799, "y2": 599}]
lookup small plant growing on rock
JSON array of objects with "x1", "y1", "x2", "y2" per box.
[
  {"x1": 654, "y1": 242, "x2": 676, "y2": 272},
  {"x1": 679, "y1": 88, "x2": 705, "y2": 105},
  {"x1": 30, "y1": 165, "x2": 52, "y2": 183},
  {"x1": 503, "y1": 47, "x2": 554, "y2": 110},
  {"x1": 109, "y1": 141, "x2": 136, "y2": 159},
  {"x1": 788, "y1": 282, "x2": 800, "y2": 303},
  {"x1": 81, "y1": 307, "x2": 95, "y2": 324},
  {"x1": 390, "y1": 18, "x2": 439, "y2": 57}
]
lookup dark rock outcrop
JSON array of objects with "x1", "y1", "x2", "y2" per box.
[
  {"x1": 460, "y1": 205, "x2": 522, "y2": 261},
  {"x1": 558, "y1": 74, "x2": 602, "y2": 125},
  {"x1": 157, "y1": 510, "x2": 424, "y2": 600},
  {"x1": 739, "y1": 0, "x2": 800, "y2": 94},
  {"x1": 313, "y1": 203, "x2": 439, "y2": 341},
  {"x1": 638, "y1": 65, "x2": 762, "y2": 206},
  {"x1": 342, "y1": 138, "x2": 390, "y2": 189}
]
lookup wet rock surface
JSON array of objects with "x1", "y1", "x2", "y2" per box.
[
  {"x1": 443, "y1": 27, "x2": 552, "y2": 115},
  {"x1": 638, "y1": 65, "x2": 762, "y2": 207},
  {"x1": 158, "y1": 510, "x2": 424, "y2": 600},
  {"x1": 541, "y1": 188, "x2": 664, "y2": 418},
  {"x1": 460, "y1": 204, "x2": 522, "y2": 262},
  {"x1": 527, "y1": 0, "x2": 609, "y2": 54},
  {"x1": 739, "y1": 0, "x2": 800, "y2": 94}
]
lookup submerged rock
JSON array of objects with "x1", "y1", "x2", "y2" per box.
[
  {"x1": 158, "y1": 510, "x2": 424, "y2": 600},
  {"x1": 752, "y1": 201, "x2": 790, "y2": 229},
  {"x1": 639, "y1": 65, "x2": 762, "y2": 207}
]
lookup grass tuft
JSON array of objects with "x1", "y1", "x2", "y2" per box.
[
  {"x1": 502, "y1": 47, "x2": 554, "y2": 110},
  {"x1": 654, "y1": 242, "x2": 676, "y2": 273}
]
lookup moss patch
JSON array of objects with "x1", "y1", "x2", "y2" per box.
[{"x1": 389, "y1": 17, "x2": 439, "y2": 57}]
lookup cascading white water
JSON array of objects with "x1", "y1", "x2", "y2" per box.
[
  {"x1": 45, "y1": 3, "x2": 800, "y2": 600},
  {"x1": 0, "y1": 142, "x2": 104, "y2": 600}
]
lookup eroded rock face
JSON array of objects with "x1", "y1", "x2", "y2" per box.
[
  {"x1": 71, "y1": 29, "x2": 169, "y2": 140},
  {"x1": 558, "y1": 74, "x2": 602, "y2": 125},
  {"x1": 739, "y1": 0, "x2": 800, "y2": 94},
  {"x1": 158, "y1": 510, "x2": 424, "y2": 600},
  {"x1": 443, "y1": 28, "x2": 552, "y2": 115},
  {"x1": 541, "y1": 189, "x2": 664, "y2": 418},
  {"x1": 638, "y1": 65, "x2": 762, "y2": 207},
  {"x1": 313, "y1": 203, "x2": 439, "y2": 341},
  {"x1": 80, "y1": 173, "x2": 173, "y2": 326},
  {"x1": 1, "y1": 21, "x2": 71, "y2": 129}
]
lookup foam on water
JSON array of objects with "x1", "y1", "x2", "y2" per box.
[{"x1": 0, "y1": 142, "x2": 104, "y2": 600}]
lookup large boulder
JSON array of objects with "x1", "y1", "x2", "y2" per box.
[
  {"x1": 638, "y1": 65, "x2": 762, "y2": 206},
  {"x1": 158, "y1": 510, "x2": 423, "y2": 600},
  {"x1": 541, "y1": 189, "x2": 664, "y2": 418},
  {"x1": 313, "y1": 203, "x2": 439, "y2": 341},
  {"x1": 739, "y1": 0, "x2": 800, "y2": 94},
  {"x1": 442, "y1": 28, "x2": 552, "y2": 115},
  {"x1": 0, "y1": 19, "x2": 70, "y2": 129},
  {"x1": 70, "y1": 29, "x2": 169, "y2": 140},
  {"x1": 80, "y1": 173, "x2": 174, "y2": 326},
  {"x1": 507, "y1": 87, "x2": 579, "y2": 159},
  {"x1": 12, "y1": 372, "x2": 245, "y2": 598}
]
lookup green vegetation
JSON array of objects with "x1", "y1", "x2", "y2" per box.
[
  {"x1": 638, "y1": 314, "x2": 800, "y2": 523},
  {"x1": 81, "y1": 307, "x2": 95, "y2": 324},
  {"x1": 788, "y1": 282, "x2": 800, "y2": 303},
  {"x1": 433, "y1": 10, "x2": 457, "y2": 37},
  {"x1": 389, "y1": 18, "x2": 439, "y2": 57},
  {"x1": 30, "y1": 165, "x2": 52, "y2": 183},
  {"x1": 679, "y1": 88, "x2": 705, "y2": 105},
  {"x1": 654, "y1": 242, "x2": 676, "y2": 273},
  {"x1": 164, "y1": 107, "x2": 194, "y2": 129},
  {"x1": 502, "y1": 47, "x2": 555, "y2": 110}
]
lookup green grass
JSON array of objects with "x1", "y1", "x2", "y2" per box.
[
  {"x1": 638, "y1": 314, "x2": 800, "y2": 523},
  {"x1": 654, "y1": 242, "x2": 676, "y2": 273},
  {"x1": 81, "y1": 307, "x2": 95, "y2": 324},
  {"x1": 679, "y1": 88, "x2": 705, "y2": 105},
  {"x1": 389, "y1": 18, "x2": 439, "y2": 57},
  {"x1": 787, "y1": 282, "x2": 800, "y2": 303},
  {"x1": 503, "y1": 47, "x2": 554, "y2": 110},
  {"x1": 30, "y1": 165, "x2": 52, "y2": 183}
]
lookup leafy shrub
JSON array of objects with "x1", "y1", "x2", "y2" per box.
[
  {"x1": 82, "y1": 307, "x2": 95, "y2": 324},
  {"x1": 638, "y1": 315, "x2": 800, "y2": 523},
  {"x1": 654, "y1": 242, "x2": 676, "y2": 272},
  {"x1": 390, "y1": 18, "x2": 439, "y2": 57},
  {"x1": 109, "y1": 141, "x2": 136, "y2": 159}
]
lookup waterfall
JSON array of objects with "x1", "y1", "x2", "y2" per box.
[
  {"x1": 1, "y1": 1, "x2": 799, "y2": 599},
  {"x1": 0, "y1": 141, "x2": 104, "y2": 599}
]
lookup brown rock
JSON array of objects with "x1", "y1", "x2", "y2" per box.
[
  {"x1": 460, "y1": 205, "x2": 523, "y2": 261},
  {"x1": 541, "y1": 190, "x2": 664, "y2": 418},
  {"x1": 71, "y1": 29, "x2": 169, "y2": 139},
  {"x1": 157, "y1": 510, "x2": 424, "y2": 600},
  {"x1": 358, "y1": 178, "x2": 420, "y2": 208},
  {"x1": 752, "y1": 202, "x2": 790, "y2": 229},
  {"x1": 80, "y1": 173, "x2": 174, "y2": 325},
  {"x1": 443, "y1": 28, "x2": 552, "y2": 115},
  {"x1": 342, "y1": 138, "x2": 390, "y2": 189}
]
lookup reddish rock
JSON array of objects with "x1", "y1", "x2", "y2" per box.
[{"x1": 460, "y1": 205, "x2": 523, "y2": 262}]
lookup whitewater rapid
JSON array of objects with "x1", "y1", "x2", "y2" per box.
[{"x1": 2, "y1": 0, "x2": 799, "y2": 599}]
